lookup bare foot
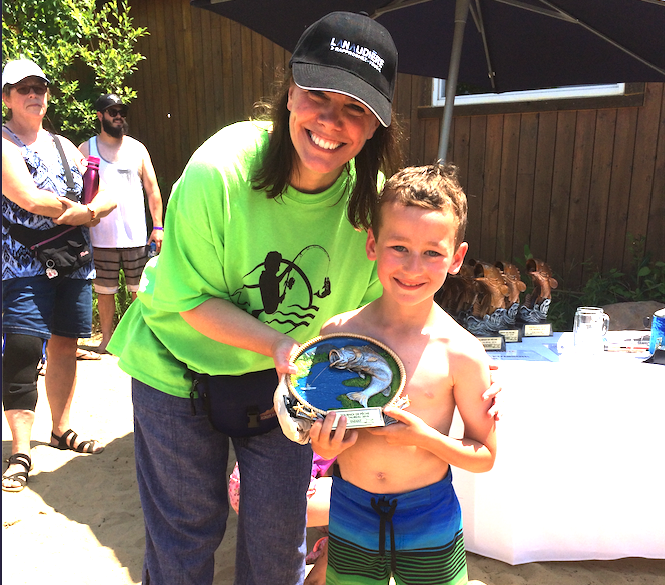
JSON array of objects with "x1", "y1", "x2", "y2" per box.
[
  {"x1": 76, "y1": 348, "x2": 101, "y2": 360},
  {"x1": 95, "y1": 339, "x2": 110, "y2": 354}
]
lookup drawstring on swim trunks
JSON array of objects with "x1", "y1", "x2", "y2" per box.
[{"x1": 371, "y1": 496, "x2": 398, "y2": 573}]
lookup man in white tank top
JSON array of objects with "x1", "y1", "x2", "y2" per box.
[{"x1": 79, "y1": 94, "x2": 163, "y2": 353}]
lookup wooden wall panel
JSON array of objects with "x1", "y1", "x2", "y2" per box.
[
  {"x1": 128, "y1": 0, "x2": 664, "y2": 284},
  {"x1": 648, "y1": 87, "x2": 665, "y2": 261},
  {"x1": 625, "y1": 83, "x2": 663, "y2": 270},
  {"x1": 479, "y1": 116, "x2": 503, "y2": 262},
  {"x1": 465, "y1": 116, "x2": 487, "y2": 257},
  {"x1": 583, "y1": 109, "x2": 616, "y2": 280},
  {"x1": 496, "y1": 113, "x2": 520, "y2": 262},
  {"x1": 512, "y1": 113, "x2": 538, "y2": 263},
  {"x1": 565, "y1": 110, "x2": 595, "y2": 287},
  {"x1": 605, "y1": 108, "x2": 638, "y2": 273}
]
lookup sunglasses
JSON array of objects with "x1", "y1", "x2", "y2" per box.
[
  {"x1": 106, "y1": 108, "x2": 127, "y2": 118},
  {"x1": 13, "y1": 84, "x2": 48, "y2": 96}
]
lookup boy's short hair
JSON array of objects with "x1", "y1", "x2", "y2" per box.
[{"x1": 373, "y1": 162, "x2": 468, "y2": 247}]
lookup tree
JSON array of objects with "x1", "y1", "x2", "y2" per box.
[{"x1": 2, "y1": 0, "x2": 148, "y2": 143}]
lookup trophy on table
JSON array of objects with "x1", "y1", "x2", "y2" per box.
[
  {"x1": 517, "y1": 258, "x2": 558, "y2": 337},
  {"x1": 493, "y1": 261, "x2": 527, "y2": 342},
  {"x1": 436, "y1": 256, "x2": 558, "y2": 347}
]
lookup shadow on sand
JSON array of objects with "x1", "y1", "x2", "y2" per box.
[{"x1": 3, "y1": 433, "x2": 144, "y2": 583}]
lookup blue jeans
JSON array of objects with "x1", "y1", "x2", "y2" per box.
[
  {"x1": 132, "y1": 379, "x2": 313, "y2": 585},
  {"x1": 2, "y1": 275, "x2": 92, "y2": 339}
]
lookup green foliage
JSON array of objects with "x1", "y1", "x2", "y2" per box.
[
  {"x1": 91, "y1": 269, "x2": 133, "y2": 333},
  {"x1": 2, "y1": 0, "x2": 147, "y2": 143}
]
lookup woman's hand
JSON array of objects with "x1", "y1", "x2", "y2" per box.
[
  {"x1": 52, "y1": 198, "x2": 93, "y2": 226},
  {"x1": 271, "y1": 336, "x2": 300, "y2": 377}
]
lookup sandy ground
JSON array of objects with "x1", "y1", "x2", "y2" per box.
[{"x1": 2, "y1": 343, "x2": 664, "y2": 585}]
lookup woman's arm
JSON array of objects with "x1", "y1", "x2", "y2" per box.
[
  {"x1": 2, "y1": 138, "x2": 67, "y2": 217},
  {"x1": 180, "y1": 297, "x2": 299, "y2": 375}
]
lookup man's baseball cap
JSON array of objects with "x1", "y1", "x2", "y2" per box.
[
  {"x1": 2, "y1": 59, "x2": 49, "y2": 89},
  {"x1": 289, "y1": 12, "x2": 397, "y2": 127},
  {"x1": 95, "y1": 93, "x2": 126, "y2": 112}
]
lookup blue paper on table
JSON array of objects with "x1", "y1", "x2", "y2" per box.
[{"x1": 491, "y1": 350, "x2": 557, "y2": 362}]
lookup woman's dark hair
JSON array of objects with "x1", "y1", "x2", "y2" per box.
[{"x1": 251, "y1": 73, "x2": 403, "y2": 230}]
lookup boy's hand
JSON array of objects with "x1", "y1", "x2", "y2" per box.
[
  {"x1": 484, "y1": 363, "x2": 502, "y2": 420},
  {"x1": 310, "y1": 412, "x2": 358, "y2": 460},
  {"x1": 366, "y1": 407, "x2": 431, "y2": 447}
]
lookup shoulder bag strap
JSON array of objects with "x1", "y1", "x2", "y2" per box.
[
  {"x1": 3, "y1": 124, "x2": 20, "y2": 145},
  {"x1": 49, "y1": 133, "x2": 78, "y2": 201},
  {"x1": 2, "y1": 126, "x2": 29, "y2": 230}
]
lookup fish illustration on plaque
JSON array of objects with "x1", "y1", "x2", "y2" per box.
[{"x1": 285, "y1": 333, "x2": 408, "y2": 429}]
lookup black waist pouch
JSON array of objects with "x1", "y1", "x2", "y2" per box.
[
  {"x1": 5, "y1": 221, "x2": 91, "y2": 280},
  {"x1": 193, "y1": 369, "x2": 279, "y2": 438}
]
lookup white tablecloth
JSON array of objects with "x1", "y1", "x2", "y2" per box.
[{"x1": 450, "y1": 333, "x2": 665, "y2": 564}]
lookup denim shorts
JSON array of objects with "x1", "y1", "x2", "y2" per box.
[{"x1": 2, "y1": 275, "x2": 93, "y2": 339}]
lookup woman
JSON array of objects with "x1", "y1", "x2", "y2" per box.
[
  {"x1": 108, "y1": 12, "x2": 498, "y2": 585},
  {"x1": 2, "y1": 59, "x2": 116, "y2": 492}
]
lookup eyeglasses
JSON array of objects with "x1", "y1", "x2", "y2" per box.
[
  {"x1": 106, "y1": 108, "x2": 127, "y2": 118},
  {"x1": 13, "y1": 84, "x2": 48, "y2": 96}
]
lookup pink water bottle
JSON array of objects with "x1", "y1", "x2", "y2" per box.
[{"x1": 82, "y1": 156, "x2": 100, "y2": 204}]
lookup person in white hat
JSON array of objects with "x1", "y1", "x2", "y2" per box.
[{"x1": 2, "y1": 59, "x2": 116, "y2": 492}]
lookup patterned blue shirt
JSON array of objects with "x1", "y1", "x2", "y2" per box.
[{"x1": 2, "y1": 129, "x2": 94, "y2": 280}]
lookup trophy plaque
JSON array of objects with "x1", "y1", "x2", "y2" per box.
[{"x1": 286, "y1": 333, "x2": 407, "y2": 429}]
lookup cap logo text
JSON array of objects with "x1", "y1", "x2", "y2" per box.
[{"x1": 329, "y1": 38, "x2": 385, "y2": 72}]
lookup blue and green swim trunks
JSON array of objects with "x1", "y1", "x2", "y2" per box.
[{"x1": 327, "y1": 469, "x2": 468, "y2": 585}]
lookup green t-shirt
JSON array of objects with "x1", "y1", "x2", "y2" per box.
[{"x1": 109, "y1": 121, "x2": 382, "y2": 397}]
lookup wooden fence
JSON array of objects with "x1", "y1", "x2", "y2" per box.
[{"x1": 128, "y1": 0, "x2": 664, "y2": 288}]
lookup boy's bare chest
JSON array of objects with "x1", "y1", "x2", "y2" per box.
[{"x1": 397, "y1": 343, "x2": 456, "y2": 430}]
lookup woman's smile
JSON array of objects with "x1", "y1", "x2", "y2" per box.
[
  {"x1": 287, "y1": 85, "x2": 379, "y2": 193},
  {"x1": 308, "y1": 129, "x2": 343, "y2": 151}
]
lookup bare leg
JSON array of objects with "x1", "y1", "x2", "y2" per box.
[
  {"x1": 45, "y1": 334, "x2": 103, "y2": 452},
  {"x1": 304, "y1": 536, "x2": 328, "y2": 585},
  {"x1": 2, "y1": 409, "x2": 34, "y2": 490},
  {"x1": 306, "y1": 476, "x2": 332, "y2": 528},
  {"x1": 96, "y1": 293, "x2": 115, "y2": 352}
]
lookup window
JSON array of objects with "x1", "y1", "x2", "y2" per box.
[{"x1": 432, "y1": 79, "x2": 626, "y2": 107}]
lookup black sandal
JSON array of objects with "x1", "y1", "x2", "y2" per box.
[
  {"x1": 51, "y1": 429, "x2": 104, "y2": 454},
  {"x1": 2, "y1": 453, "x2": 32, "y2": 493}
]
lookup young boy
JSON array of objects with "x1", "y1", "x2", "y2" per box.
[{"x1": 310, "y1": 163, "x2": 497, "y2": 585}]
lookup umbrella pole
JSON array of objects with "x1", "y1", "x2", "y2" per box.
[{"x1": 438, "y1": 0, "x2": 470, "y2": 163}]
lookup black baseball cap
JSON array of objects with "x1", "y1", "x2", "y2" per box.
[
  {"x1": 95, "y1": 93, "x2": 126, "y2": 112},
  {"x1": 289, "y1": 12, "x2": 398, "y2": 127}
]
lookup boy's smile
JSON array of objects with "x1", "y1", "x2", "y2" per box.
[{"x1": 367, "y1": 201, "x2": 468, "y2": 308}]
